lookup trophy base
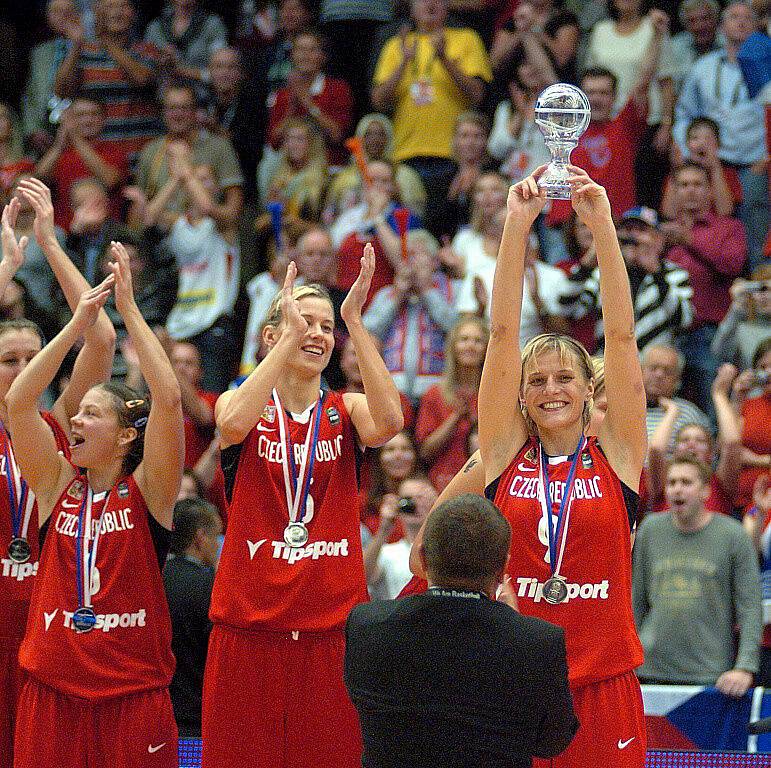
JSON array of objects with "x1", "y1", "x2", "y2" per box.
[{"x1": 538, "y1": 180, "x2": 572, "y2": 200}]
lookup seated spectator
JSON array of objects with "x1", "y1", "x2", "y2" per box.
[
  {"x1": 642, "y1": 343, "x2": 712, "y2": 453},
  {"x1": 671, "y1": 0, "x2": 723, "y2": 89},
  {"x1": 449, "y1": 171, "x2": 508, "y2": 278},
  {"x1": 144, "y1": 162, "x2": 241, "y2": 393},
  {"x1": 732, "y1": 338, "x2": 771, "y2": 509},
  {"x1": 324, "y1": 113, "x2": 427, "y2": 220},
  {"x1": 490, "y1": 2, "x2": 579, "y2": 84},
  {"x1": 661, "y1": 117, "x2": 743, "y2": 219},
  {"x1": 332, "y1": 160, "x2": 421, "y2": 305},
  {"x1": 178, "y1": 467, "x2": 206, "y2": 502},
  {"x1": 34, "y1": 97, "x2": 129, "y2": 230},
  {"x1": 53, "y1": 0, "x2": 162, "y2": 157},
  {"x1": 742, "y1": 476, "x2": 771, "y2": 687},
  {"x1": 712, "y1": 270, "x2": 771, "y2": 370},
  {"x1": 371, "y1": 0, "x2": 492, "y2": 236},
  {"x1": 674, "y1": 1, "x2": 767, "y2": 271},
  {"x1": 164, "y1": 497, "x2": 223, "y2": 737},
  {"x1": 415, "y1": 316, "x2": 487, "y2": 491},
  {"x1": 22, "y1": 0, "x2": 84, "y2": 155},
  {"x1": 633, "y1": 455, "x2": 761, "y2": 696},
  {"x1": 0, "y1": 106, "x2": 34, "y2": 201},
  {"x1": 487, "y1": 60, "x2": 553, "y2": 187},
  {"x1": 259, "y1": 118, "x2": 328, "y2": 224},
  {"x1": 646, "y1": 364, "x2": 743, "y2": 515},
  {"x1": 136, "y1": 85, "x2": 244, "y2": 230},
  {"x1": 200, "y1": 47, "x2": 265, "y2": 203},
  {"x1": 441, "y1": 111, "x2": 495, "y2": 238},
  {"x1": 363, "y1": 430, "x2": 421, "y2": 534},
  {"x1": 171, "y1": 341, "x2": 218, "y2": 469},
  {"x1": 660, "y1": 160, "x2": 747, "y2": 416},
  {"x1": 267, "y1": 28, "x2": 353, "y2": 167},
  {"x1": 363, "y1": 229, "x2": 460, "y2": 403},
  {"x1": 565, "y1": 207, "x2": 693, "y2": 353},
  {"x1": 144, "y1": 0, "x2": 227, "y2": 98},
  {"x1": 555, "y1": 214, "x2": 599, "y2": 353},
  {"x1": 365, "y1": 474, "x2": 437, "y2": 599}
]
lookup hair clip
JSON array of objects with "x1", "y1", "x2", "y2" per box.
[
  {"x1": 133, "y1": 417, "x2": 148, "y2": 429},
  {"x1": 125, "y1": 399, "x2": 145, "y2": 408}
]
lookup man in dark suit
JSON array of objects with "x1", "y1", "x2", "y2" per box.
[
  {"x1": 163, "y1": 497, "x2": 223, "y2": 736},
  {"x1": 344, "y1": 493, "x2": 578, "y2": 768}
]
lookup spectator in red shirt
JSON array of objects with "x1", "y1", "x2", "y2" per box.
[
  {"x1": 661, "y1": 117, "x2": 743, "y2": 219},
  {"x1": 34, "y1": 97, "x2": 129, "y2": 230},
  {"x1": 267, "y1": 29, "x2": 353, "y2": 166},
  {"x1": 661, "y1": 160, "x2": 747, "y2": 416},
  {"x1": 171, "y1": 340, "x2": 219, "y2": 468},
  {"x1": 415, "y1": 316, "x2": 488, "y2": 491}
]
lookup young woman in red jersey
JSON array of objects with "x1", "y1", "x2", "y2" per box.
[
  {"x1": 202, "y1": 243, "x2": 403, "y2": 768},
  {"x1": 475, "y1": 165, "x2": 647, "y2": 768},
  {"x1": 0, "y1": 182, "x2": 115, "y2": 767},
  {"x1": 6, "y1": 242, "x2": 183, "y2": 768}
]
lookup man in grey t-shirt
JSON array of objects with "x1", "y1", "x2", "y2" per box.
[{"x1": 633, "y1": 454, "x2": 761, "y2": 697}]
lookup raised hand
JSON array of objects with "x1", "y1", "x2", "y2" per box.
[
  {"x1": 0, "y1": 198, "x2": 28, "y2": 273},
  {"x1": 71, "y1": 275, "x2": 114, "y2": 334},
  {"x1": 108, "y1": 241, "x2": 137, "y2": 317},
  {"x1": 712, "y1": 363, "x2": 738, "y2": 397},
  {"x1": 17, "y1": 177, "x2": 57, "y2": 245},
  {"x1": 568, "y1": 165, "x2": 612, "y2": 230},
  {"x1": 506, "y1": 164, "x2": 548, "y2": 227},
  {"x1": 280, "y1": 260, "x2": 309, "y2": 340},
  {"x1": 399, "y1": 25, "x2": 417, "y2": 63},
  {"x1": 341, "y1": 242, "x2": 375, "y2": 325}
]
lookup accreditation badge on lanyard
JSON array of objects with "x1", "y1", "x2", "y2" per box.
[
  {"x1": 2, "y1": 427, "x2": 35, "y2": 564},
  {"x1": 73, "y1": 486, "x2": 109, "y2": 633},
  {"x1": 537, "y1": 437, "x2": 585, "y2": 605},
  {"x1": 272, "y1": 389, "x2": 324, "y2": 548},
  {"x1": 410, "y1": 77, "x2": 435, "y2": 106}
]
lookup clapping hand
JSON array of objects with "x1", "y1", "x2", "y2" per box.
[
  {"x1": 71, "y1": 275, "x2": 114, "y2": 334},
  {"x1": 341, "y1": 243, "x2": 375, "y2": 326},
  {"x1": 280, "y1": 260, "x2": 309, "y2": 340},
  {"x1": 108, "y1": 241, "x2": 138, "y2": 317},
  {"x1": 17, "y1": 178, "x2": 57, "y2": 246},
  {"x1": 0, "y1": 198, "x2": 27, "y2": 274}
]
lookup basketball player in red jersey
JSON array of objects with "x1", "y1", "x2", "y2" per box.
[
  {"x1": 0, "y1": 183, "x2": 116, "y2": 767},
  {"x1": 202, "y1": 243, "x2": 404, "y2": 768},
  {"x1": 6, "y1": 241, "x2": 184, "y2": 768},
  {"x1": 472, "y1": 165, "x2": 647, "y2": 768}
]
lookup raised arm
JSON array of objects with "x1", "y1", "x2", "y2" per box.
[
  {"x1": 341, "y1": 243, "x2": 404, "y2": 447},
  {"x1": 646, "y1": 396, "x2": 679, "y2": 507},
  {"x1": 6, "y1": 280, "x2": 113, "y2": 517},
  {"x1": 570, "y1": 166, "x2": 647, "y2": 489},
  {"x1": 712, "y1": 364, "x2": 742, "y2": 502},
  {"x1": 478, "y1": 167, "x2": 546, "y2": 484},
  {"x1": 215, "y1": 261, "x2": 309, "y2": 449},
  {"x1": 110, "y1": 242, "x2": 183, "y2": 528},
  {"x1": 18, "y1": 178, "x2": 116, "y2": 431}
]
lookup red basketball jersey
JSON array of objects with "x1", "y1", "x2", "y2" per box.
[
  {"x1": 491, "y1": 437, "x2": 643, "y2": 687},
  {"x1": 19, "y1": 474, "x2": 175, "y2": 699},
  {"x1": 0, "y1": 412, "x2": 69, "y2": 650},
  {"x1": 210, "y1": 390, "x2": 368, "y2": 632}
]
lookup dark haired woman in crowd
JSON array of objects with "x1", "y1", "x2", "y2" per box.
[{"x1": 7, "y1": 241, "x2": 184, "y2": 768}]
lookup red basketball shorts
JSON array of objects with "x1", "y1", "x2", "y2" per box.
[
  {"x1": 0, "y1": 645, "x2": 25, "y2": 768},
  {"x1": 534, "y1": 669, "x2": 646, "y2": 768},
  {"x1": 201, "y1": 624, "x2": 362, "y2": 768},
  {"x1": 13, "y1": 678, "x2": 177, "y2": 768}
]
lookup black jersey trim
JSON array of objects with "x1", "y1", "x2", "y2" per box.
[
  {"x1": 620, "y1": 480, "x2": 639, "y2": 532},
  {"x1": 485, "y1": 476, "x2": 501, "y2": 502},
  {"x1": 221, "y1": 442, "x2": 243, "y2": 505},
  {"x1": 148, "y1": 512, "x2": 171, "y2": 570}
]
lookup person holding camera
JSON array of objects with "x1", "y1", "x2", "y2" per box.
[{"x1": 364, "y1": 474, "x2": 437, "y2": 599}]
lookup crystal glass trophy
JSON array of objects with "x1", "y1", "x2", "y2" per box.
[{"x1": 534, "y1": 83, "x2": 591, "y2": 199}]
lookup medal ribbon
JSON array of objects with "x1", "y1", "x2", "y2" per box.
[
  {"x1": 272, "y1": 389, "x2": 324, "y2": 525},
  {"x1": 75, "y1": 485, "x2": 108, "y2": 610},
  {"x1": 2, "y1": 427, "x2": 35, "y2": 541},
  {"x1": 537, "y1": 436, "x2": 585, "y2": 579}
]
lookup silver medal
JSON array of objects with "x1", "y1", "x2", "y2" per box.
[
  {"x1": 542, "y1": 576, "x2": 569, "y2": 605},
  {"x1": 284, "y1": 522, "x2": 309, "y2": 548}
]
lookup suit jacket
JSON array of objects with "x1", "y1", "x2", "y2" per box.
[{"x1": 344, "y1": 590, "x2": 578, "y2": 768}]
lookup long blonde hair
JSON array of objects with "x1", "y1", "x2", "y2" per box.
[
  {"x1": 440, "y1": 316, "x2": 490, "y2": 402},
  {"x1": 520, "y1": 334, "x2": 595, "y2": 434}
]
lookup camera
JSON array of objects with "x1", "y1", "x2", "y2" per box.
[
  {"x1": 751, "y1": 369, "x2": 770, "y2": 388},
  {"x1": 397, "y1": 497, "x2": 417, "y2": 515}
]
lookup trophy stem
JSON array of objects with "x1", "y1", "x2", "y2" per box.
[{"x1": 538, "y1": 141, "x2": 576, "y2": 200}]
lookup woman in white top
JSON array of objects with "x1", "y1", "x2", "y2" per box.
[{"x1": 145, "y1": 161, "x2": 240, "y2": 393}]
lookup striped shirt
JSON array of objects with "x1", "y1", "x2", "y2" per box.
[
  {"x1": 76, "y1": 40, "x2": 162, "y2": 156},
  {"x1": 320, "y1": 0, "x2": 393, "y2": 22},
  {"x1": 561, "y1": 259, "x2": 694, "y2": 353}
]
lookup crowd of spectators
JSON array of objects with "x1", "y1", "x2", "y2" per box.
[{"x1": 0, "y1": 0, "x2": 769, "y2": 742}]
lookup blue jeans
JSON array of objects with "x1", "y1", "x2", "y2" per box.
[
  {"x1": 735, "y1": 165, "x2": 769, "y2": 274},
  {"x1": 676, "y1": 323, "x2": 718, "y2": 424}
]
